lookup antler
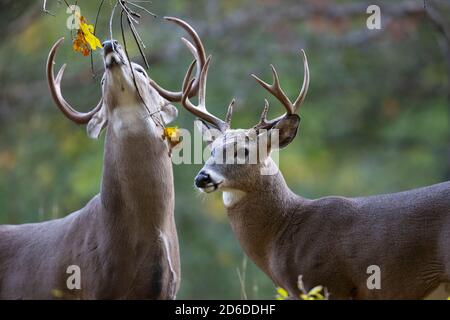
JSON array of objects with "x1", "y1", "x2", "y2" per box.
[
  {"x1": 181, "y1": 56, "x2": 234, "y2": 133},
  {"x1": 47, "y1": 38, "x2": 103, "y2": 124},
  {"x1": 252, "y1": 50, "x2": 309, "y2": 129},
  {"x1": 149, "y1": 16, "x2": 207, "y2": 102}
]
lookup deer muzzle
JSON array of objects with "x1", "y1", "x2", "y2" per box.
[
  {"x1": 195, "y1": 170, "x2": 223, "y2": 193},
  {"x1": 103, "y1": 40, "x2": 124, "y2": 69}
]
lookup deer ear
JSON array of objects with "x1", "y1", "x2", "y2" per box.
[
  {"x1": 269, "y1": 114, "x2": 300, "y2": 149},
  {"x1": 160, "y1": 102, "x2": 178, "y2": 124},
  {"x1": 87, "y1": 104, "x2": 108, "y2": 139},
  {"x1": 195, "y1": 119, "x2": 221, "y2": 144}
]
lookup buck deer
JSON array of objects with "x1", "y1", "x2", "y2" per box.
[
  {"x1": 0, "y1": 17, "x2": 206, "y2": 299},
  {"x1": 181, "y1": 51, "x2": 450, "y2": 299}
]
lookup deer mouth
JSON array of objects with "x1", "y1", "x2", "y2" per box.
[
  {"x1": 105, "y1": 52, "x2": 125, "y2": 69},
  {"x1": 198, "y1": 182, "x2": 222, "y2": 193},
  {"x1": 103, "y1": 40, "x2": 126, "y2": 69},
  {"x1": 195, "y1": 170, "x2": 224, "y2": 193}
]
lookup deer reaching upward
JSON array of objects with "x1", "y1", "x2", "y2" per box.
[
  {"x1": 180, "y1": 51, "x2": 450, "y2": 299},
  {"x1": 0, "y1": 17, "x2": 206, "y2": 299}
]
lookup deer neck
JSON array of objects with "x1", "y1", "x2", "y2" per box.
[
  {"x1": 99, "y1": 107, "x2": 174, "y2": 237},
  {"x1": 223, "y1": 169, "x2": 303, "y2": 277}
]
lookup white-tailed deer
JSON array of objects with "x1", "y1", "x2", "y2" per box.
[
  {"x1": 181, "y1": 51, "x2": 450, "y2": 299},
  {"x1": 0, "y1": 17, "x2": 206, "y2": 299}
]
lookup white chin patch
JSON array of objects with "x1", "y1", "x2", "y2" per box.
[
  {"x1": 199, "y1": 184, "x2": 218, "y2": 193},
  {"x1": 197, "y1": 171, "x2": 225, "y2": 193},
  {"x1": 223, "y1": 190, "x2": 246, "y2": 207}
]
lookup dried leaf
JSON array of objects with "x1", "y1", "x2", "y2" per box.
[
  {"x1": 163, "y1": 127, "x2": 180, "y2": 142},
  {"x1": 72, "y1": 15, "x2": 103, "y2": 56}
]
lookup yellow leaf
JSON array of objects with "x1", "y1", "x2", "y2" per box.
[
  {"x1": 72, "y1": 15, "x2": 102, "y2": 56},
  {"x1": 308, "y1": 285, "x2": 323, "y2": 296},
  {"x1": 79, "y1": 20, "x2": 102, "y2": 51},
  {"x1": 312, "y1": 293, "x2": 324, "y2": 300},
  {"x1": 164, "y1": 127, "x2": 180, "y2": 142},
  {"x1": 275, "y1": 287, "x2": 289, "y2": 300}
]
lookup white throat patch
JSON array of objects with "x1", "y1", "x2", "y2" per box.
[
  {"x1": 223, "y1": 190, "x2": 246, "y2": 208},
  {"x1": 112, "y1": 105, "x2": 143, "y2": 135}
]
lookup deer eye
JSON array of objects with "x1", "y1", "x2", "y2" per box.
[
  {"x1": 234, "y1": 147, "x2": 249, "y2": 158},
  {"x1": 135, "y1": 68, "x2": 146, "y2": 75}
]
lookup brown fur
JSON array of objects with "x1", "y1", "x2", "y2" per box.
[{"x1": 227, "y1": 170, "x2": 450, "y2": 299}]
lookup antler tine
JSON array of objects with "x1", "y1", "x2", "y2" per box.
[
  {"x1": 254, "y1": 99, "x2": 270, "y2": 128},
  {"x1": 149, "y1": 17, "x2": 207, "y2": 102},
  {"x1": 182, "y1": 59, "x2": 196, "y2": 93},
  {"x1": 47, "y1": 38, "x2": 102, "y2": 124},
  {"x1": 251, "y1": 65, "x2": 294, "y2": 115},
  {"x1": 292, "y1": 49, "x2": 310, "y2": 112},
  {"x1": 225, "y1": 99, "x2": 235, "y2": 128},
  {"x1": 197, "y1": 54, "x2": 209, "y2": 110},
  {"x1": 181, "y1": 56, "x2": 228, "y2": 132}
]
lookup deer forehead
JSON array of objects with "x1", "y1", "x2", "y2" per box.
[{"x1": 211, "y1": 129, "x2": 256, "y2": 149}]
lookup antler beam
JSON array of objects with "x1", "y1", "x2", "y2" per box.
[{"x1": 47, "y1": 38, "x2": 103, "y2": 124}]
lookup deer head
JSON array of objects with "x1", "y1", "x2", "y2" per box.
[
  {"x1": 180, "y1": 51, "x2": 309, "y2": 194},
  {"x1": 47, "y1": 17, "x2": 206, "y2": 139}
]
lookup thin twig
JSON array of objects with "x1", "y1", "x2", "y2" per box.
[
  {"x1": 43, "y1": 0, "x2": 56, "y2": 16},
  {"x1": 127, "y1": 2, "x2": 157, "y2": 17},
  {"x1": 128, "y1": 17, "x2": 149, "y2": 68},
  {"x1": 120, "y1": 9, "x2": 164, "y2": 128},
  {"x1": 119, "y1": 0, "x2": 140, "y2": 25},
  {"x1": 118, "y1": 0, "x2": 150, "y2": 69},
  {"x1": 91, "y1": 0, "x2": 106, "y2": 78},
  {"x1": 109, "y1": 0, "x2": 119, "y2": 39}
]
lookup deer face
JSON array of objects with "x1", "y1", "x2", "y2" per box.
[
  {"x1": 195, "y1": 129, "x2": 259, "y2": 192},
  {"x1": 46, "y1": 17, "x2": 207, "y2": 139},
  {"x1": 95, "y1": 40, "x2": 178, "y2": 137},
  {"x1": 102, "y1": 40, "x2": 161, "y2": 110},
  {"x1": 102, "y1": 39, "x2": 149, "y2": 106},
  {"x1": 194, "y1": 118, "x2": 300, "y2": 193}
]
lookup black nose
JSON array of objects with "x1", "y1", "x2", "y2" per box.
[
  {"x1": 195, "y1": 171, "x2": 212, "y2": 188},
  {"x1": 103, "y1": 40, "x2": 119, "y2": 55}
]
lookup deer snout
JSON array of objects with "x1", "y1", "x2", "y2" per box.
[
  {"x1": 102, "y1": 40, "x2": 119, "y2": 56},
  {"x1": 194, "y1": 170, "x2": 224, "y2": 193},
  {"x1": 195, "y1": 171, "x2": 212, "y2": 188}
]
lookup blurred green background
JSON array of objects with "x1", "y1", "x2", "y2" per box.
[{"x1": 0, "y1": 0, "x2": 448, "y2": 299}]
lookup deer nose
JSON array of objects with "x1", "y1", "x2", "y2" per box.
[
  {"x1": 195, "y1": 171, "x2": 212, "y2": 188},
  {"x1": 102, "y1": 40, "x2": 119, "y2": 55}
]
